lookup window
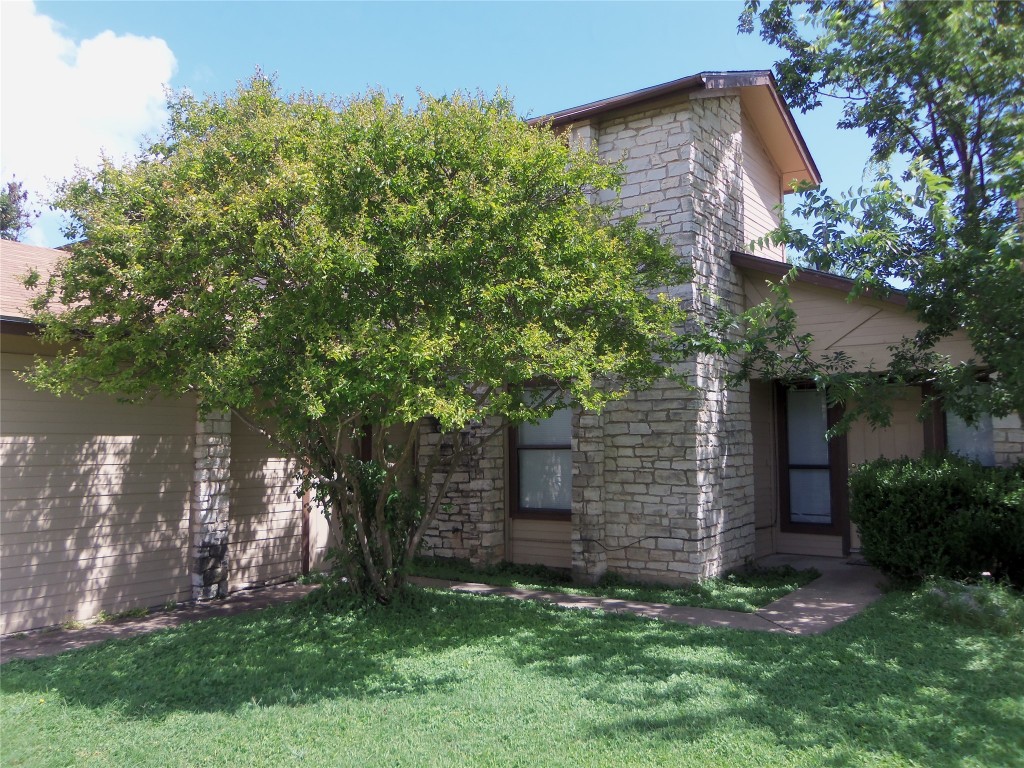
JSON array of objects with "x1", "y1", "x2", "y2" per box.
[
  {"x1": 778, "y1": 385, "x2": 847, "y2": 538},
  {"x1": 785, "y1": 389, "x2": 832, "y2": 525},
  {"x1": 511, "y1": 406, "x2": 572, "y2": 518},
  {"x1": 945, "y1": 411, "x2": 995, "y2": 466}
]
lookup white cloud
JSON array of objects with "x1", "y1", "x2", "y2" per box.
[{"x1": 1, "y1": 1, "x2": 176, "y2": 245}]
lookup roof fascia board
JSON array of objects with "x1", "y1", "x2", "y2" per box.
[{"x1": 529, "y1": 74, "x2": 706, "y2": 128}]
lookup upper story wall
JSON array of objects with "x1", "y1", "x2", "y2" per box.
[
  {"x1": 574, "y1": 92, "x2": 747, "y2": 320},
  {"x1": 741, "y1": 112, "x2": 784, "y2": 261},
  {"x1": 566, "y1": 90, "x2": 790, "y2": 320},
  {"x1": 739, "y1": 264, "x2": 977, "y2": 371}
]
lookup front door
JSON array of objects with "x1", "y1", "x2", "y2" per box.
[{"x1": 778, "y1": 386, "x2": 849, "y2": 553}]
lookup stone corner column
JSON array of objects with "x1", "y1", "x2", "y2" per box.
[
  {"x1": 572, "y1": 409, "x2": 607, "y2": 585},
  {"x1": 992, "y1": 412, "x2": 1024, "y2": 468},
  {"x1": 191, "y1": 409, "x2": 232, "y2": 600}
]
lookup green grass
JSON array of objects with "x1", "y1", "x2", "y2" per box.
[
  {"x1": 2, "y1": 583, "x2": 1022, "y2": 767},
  {"x1": 410, "y1": 557, "x2": 820, "y2": 612}
]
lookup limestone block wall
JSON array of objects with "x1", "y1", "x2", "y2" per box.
[
  {"x1": 993, "y1": 413, "x2": 1024, "y2": 467},
  {"x1": 191, "y1": 410, "x2": 232, "y2": 599},
  {"x1": 417, "y1": 418, "x2": 506, "y2": 565},
  {"x1": 584, "y1": 93, "x2": 757, "y2": 582},
  {"x1": 418, "y1": 92, "x2": 764, "y2": 582}
]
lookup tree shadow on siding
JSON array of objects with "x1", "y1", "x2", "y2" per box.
[{"x1": 1, "y1": 410, "x2": 196, "y2": 634}]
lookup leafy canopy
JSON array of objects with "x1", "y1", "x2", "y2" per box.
[
  {"x1": 28, "y1": 75, "x2": 693, "y2": 601},
  {"x1": 0, "y1": 177, "x2": 38, "y2": 241},
  {"x1": 739, "y1": 0, "x2": 1024, "y2": 421}
]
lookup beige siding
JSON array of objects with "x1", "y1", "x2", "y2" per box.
[
  {"x1": 846, "y1": 388, "x2": 926, "y2": 550},
  {"x1": 228, "y1": 416, "x2": 303, "y2": 589},
  {"x1": 509, "y1": 518, "x2": 571, "y2": 569},
  {"x1": 749, "y1": 381, "x2": 778, "y2": 557},
  {"x1": 744, "y1": 277, "x2": 976, "y2": 371},
  {"x1": 308, "y1": 499, "x2": 334, "y2": 572},
  {"x1": 1, "y1": 352, "x2": 194, "y2": 634},
  {"x1": 742, "y1": 113, "x2": 784, "y2": 261},
  {"x1": 847, "y1": 390, "x2": 926, "y2": 467}
]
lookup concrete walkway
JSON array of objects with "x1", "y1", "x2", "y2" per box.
[
  {"x1": 413, "y1": 555, "x2": 885, "y2": 636},
  {"x1": 1, "y1": 582, "x2": 317, "y2": 663},
  {"x1": 1, "y1": 555, "x2": 884, "y2": 663}
]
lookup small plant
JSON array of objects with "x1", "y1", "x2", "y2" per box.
[
  {"x1": 297, "y1": 571, "x2": 331, "y2": 586},
  {"x1": 917, "y1": 577, "x2": 1024, "y2": 635},
  {"x1": 163, "y1": 599, "x2": 178, "y2": 612},
  {"x1": 95, "y1": 607, "x2": 149, "y2": 624}
]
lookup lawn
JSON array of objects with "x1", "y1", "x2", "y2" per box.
[
  {"x1": 410, "y1": 558, "x2": 820, "y2": 612},
  {"x1": 2, "y1": 585, "x2": 1022, "y2": 767}
]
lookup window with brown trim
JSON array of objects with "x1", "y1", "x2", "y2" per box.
[
  {"x1": 777, "y1": 384, "x2": 848, "y2": 543},
  {"x1": 509, "y1": 405, "x2": 572, "y2": 520}
]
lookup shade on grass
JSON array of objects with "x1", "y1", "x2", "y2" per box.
[
  {"x1": 409, "y1": 558, "x2": 821, "y2": 612},
  {"x1": 2, "y1": 586, "x2": 1022, "y2": 767}
]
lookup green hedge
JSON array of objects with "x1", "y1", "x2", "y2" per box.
[{"x1": 849, "y1": 455, "x2": 1024, "y2": 588}]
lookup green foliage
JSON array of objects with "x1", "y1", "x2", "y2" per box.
[
  {"x1": 849, "y1": 455, "x2": 1024, "y2": 587},
  {"x1": 27, "y1": 74, "x2": 695, "y2": 604},
  {"x1": 94, "y1": 607, "x2": 150, "y2": 623},
  {"x1": 738, "y1": 1, "x2": 1024, "y2": 423},
  {"x1": 0, "y1": 176, "x2": 38, "y2": 240}
]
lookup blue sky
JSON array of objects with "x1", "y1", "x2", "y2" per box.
[{"x1": 4, "y1": 1, "x2": 873, "y2": 247}]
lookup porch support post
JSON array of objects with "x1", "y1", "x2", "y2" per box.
[
  {"x1": 191, "y1": 409, "x2": 232, "y2": 599},
  {"x1": 572, "y1": 409, "x2": 606, "y2": 584}
]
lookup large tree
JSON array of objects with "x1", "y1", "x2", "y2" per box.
[
  {"x1": 0, "y1": 177, "x2": 38, "y2": 241},
  {"x1": 738, "y1": 0, "x2": 1024, "y2": 423},
  {"x1": 26, "y1": 76, "x2": 694, "y2": 603}
]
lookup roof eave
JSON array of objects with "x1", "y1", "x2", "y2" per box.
[
  {"x1": 528, "y1": 70, "x2": 820, "y2": 188},
  {"x1": 730, "y1": 251, "x2": 908, "y2": 307}
]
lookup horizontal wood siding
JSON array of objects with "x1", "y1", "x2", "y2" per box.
[
  {"x1": 1, "y1": 352, "x2": 194, "y2": 634},
  {"x1": 228, "y1": 416, "x2": 303, "y2": 589},
  {"x1": 743, "y1": 279, "x2": 976, "y2": 371},
  {"x1": 308, "y1": 500, "x2": 333, "y2": 572},
  {"x1": 847, "y1": 388, "x2": 926, "y2": 550},
  {"x1": 509, "y1": 518, "x2": 571, "y2": 569},
  {"x1": 776, "y1": 532, "x2": 844, "y2": 558},
  {"x1": 742, "y1": 113, "x2": 784, "y2": 261}
]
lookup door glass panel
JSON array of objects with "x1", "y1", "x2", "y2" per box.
[
  {"x1": 787, "y1": 389, "x2": 829, "y2": 465},
  {"x1": 786, "y1": 388, "x2": 832, "y2": 526},
  {"x1": 519, "y1": 449, "x2": 572, "y2": 510},
  {"x1": 789, "y1": 468, "x2": 832, "y2": 524}
]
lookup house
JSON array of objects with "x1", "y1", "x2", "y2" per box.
[
  {"x1": 2, "y1": 71, "x2": 1020, "y2": 633},
  {"x1": 0, "y1": 239, "x2": 332, "y2": 633},
  {"x1": 415, "y1": 71, "x2": 1024, "y2": 583}
]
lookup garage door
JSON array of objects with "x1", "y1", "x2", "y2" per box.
[{"x1": 1, "y1": 352, "x2": 195, "y2": 634}]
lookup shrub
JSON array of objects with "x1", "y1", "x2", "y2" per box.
[
  {"x1": 917, "y1": 577, "x2": 1024, "y2": 635},
  {"x1": 849, "y1": 454, "x2": 1024, "y2": 587}
]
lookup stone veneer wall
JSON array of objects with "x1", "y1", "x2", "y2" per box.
[
  {"x1": 191, "y1": 409, "x2": 232, "y2": 599},
  {"x1": 417, "y1": 93, "x2": 760, "y2": 581},
  {"x1": 575, "y1": 94, "x2": 756, "y2": 583},
  {"x1": 417, "y1": 416, "x2": 506, "y2": 565},
  {"x1": 993, "y1": 413, "x2": 1024, "y2": 468}
]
